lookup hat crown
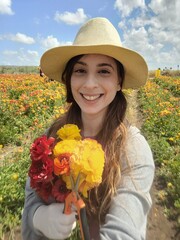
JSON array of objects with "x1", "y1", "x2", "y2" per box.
[{"x1": 73, "y1": 17, "x2": 122, "y2": 47}]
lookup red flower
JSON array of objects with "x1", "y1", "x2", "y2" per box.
[
  {"x1": 52, "y1": 178, "x2": 70, "y2": 202},
  {"x1": 30, "y1": 180, "x2": 53, "y2": 202},
  {"x1": 29, "y1": 156, "x2": 54, "y2": 182},
  {"x1": 30, "y1": 135, "x2": 55, "y2": 161},
  {"x1": 38, "y1": 181, "x2": 53, "y2": 202},
  {"x1": 54, "y1": 153, "x2": 71, "y2": 176}
]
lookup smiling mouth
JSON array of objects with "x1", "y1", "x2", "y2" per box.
[{"x1": 81, "y1": 94, "x2": 103, "y2": 101}]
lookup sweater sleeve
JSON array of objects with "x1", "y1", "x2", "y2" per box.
[
  {"x1": 21, "y1": 177, "x2": 49, "y2": 240},
  {"x1": 99, "y1": 126, "x2": 155, "y2": 240}
]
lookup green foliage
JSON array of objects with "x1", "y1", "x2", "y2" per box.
[
  {"x1": 0, "y1": 66, "x2": 39, "y2": 74},
  {"x1": 0, "y1": 147, "x2": 30, "y2": 234}
]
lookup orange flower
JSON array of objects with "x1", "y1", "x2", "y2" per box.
[{"x1": 54, "y1": 153, "x2": 71, "y2": 175}]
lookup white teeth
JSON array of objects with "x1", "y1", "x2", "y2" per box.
[{"x1": 82, "y1": 94, "x2": 101, "y2": 101}]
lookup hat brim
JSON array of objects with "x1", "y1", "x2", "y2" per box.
[{"x1": 40, "y1": 45, "x2": 148, "y2": 89}]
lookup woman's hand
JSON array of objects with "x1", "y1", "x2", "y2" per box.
[{"x1": 33, "y1": 203, "x2": 76, "y2": 240}]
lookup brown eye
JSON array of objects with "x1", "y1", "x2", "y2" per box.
[
  {"x1": 73, "y1": 68, "x2": 86, "y2": 75},
  {"x1": 75, "y1": 69, "x2": 86, "y2": 73},
  {"x1": 99, "y1": 69, "x2": 110, "y2": 74}
]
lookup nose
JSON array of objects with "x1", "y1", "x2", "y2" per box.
[{"x1": 83, "y1": 73, "x2": 98, "y2": 88}]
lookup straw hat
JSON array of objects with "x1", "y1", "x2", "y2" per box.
[{"x1": 40, "y1": 17, "x2": 148, "y2": 89}]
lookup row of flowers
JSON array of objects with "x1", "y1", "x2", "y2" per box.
[
  {"x1": 140, "y1": 78, "x2": 179, "y2": 145},
  {"x1": 0, "y1": 74, "x2": 67, "y2": 145},
  {"x1": 139, "y1": 76, "x2": 180, "y2": 226},
  {"x1": 153, "y1": 76, "x2": 179, "y2": 97}
]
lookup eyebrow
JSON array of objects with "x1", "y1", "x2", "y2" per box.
[{"x1": 76, "y1": 61, "x2": 114, "y2": 70}]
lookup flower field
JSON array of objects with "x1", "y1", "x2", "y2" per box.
[
  {"x1": 0, "y1": 73, "x2": 179, "y2": 238},
  {"x1": 0, "y1": 74, "x2": 66, "y2": 146},
  {"x1": 139, "y1": 76, "x2": 180, "y2": 226}
]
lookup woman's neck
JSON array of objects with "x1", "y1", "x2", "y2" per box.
[{"x1": 81, "y1": 113, "x2": 104, "y2": 137}]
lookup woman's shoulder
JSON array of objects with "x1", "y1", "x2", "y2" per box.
[
  {"x1": 123, "y1": 125, "x2": 154, "y2": 167},
  {"x1": 126, "y1": 125, "x2": 150, "y2": 149},
  {"x1": 126, "y1": 125, "x2": 142, "y2": 138}
]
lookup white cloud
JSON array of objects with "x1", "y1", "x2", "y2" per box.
[
  {"x1": 153, "y1": 49, "x2": 179, "y2": 70},
  {"x1": 122, "y1": 26, "x2": 167, "y2": 70},
  {"x1": 3, "y1": 33, "x2": 35, "y2": 44},
  {"x1": 41, "y1": 35, "x2": 72, "y2": 50},
  {"x1": 13, "y1": 33, "x2": 35, "y2": 44},
  {"x1": 41, "y1": 35, "x2": 60, "y2": 49},
  {"x1": 2, "y1": 48, "x2": 39, "y2": 65},
  {"x1": 123, "y1": 27, "x2": 154, "y2": 55},
  {"x1": 17, "y1": 49, "x2": 39, "y2": 64},
  {"x1": 116, "y1": 0, "x2": 180, "y2": 69},
  {"x1": 114, "y1": 0, "x2": 146, "y2": 17},
  {"x1": 129, "y1": 13, "x2": 153, "y2": 29},
  {"x1": 148, "y1": 28, "x2": 174, "y2": 45},
  {"x1": 0, "y1": 0, "x2": 14, "y2": 15},
  {"x1": 54, "y1": 8, "x2": 88, "y2": 25},
  {"x1": 148, "y1": 0, "x2": 180, "y2": 30}
]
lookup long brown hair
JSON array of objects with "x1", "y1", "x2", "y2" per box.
[{"x1": 47, "y1": 54, "x2": 128, "y2": 223}]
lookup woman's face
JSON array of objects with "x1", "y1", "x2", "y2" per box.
[{"x1": 71, "y1": 54, "x2": 121, "y2": 117}]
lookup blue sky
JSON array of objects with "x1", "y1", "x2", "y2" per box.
[{"x1": 0, "y1": 0, "x2": 179, "y2": 70}]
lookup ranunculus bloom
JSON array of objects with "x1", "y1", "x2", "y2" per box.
[
  {"x1": 54, "y1": 153, "x2": 71, "y2": 176},
  {"x1": 30, "y1": 135, "x2": 55, "y2": 161},
  {"x1": 53, "y1": 139, "x2": 79, "y2": 156},
  {"x1": 56, "y1": 124, "x2": 82, "y2": 140},
  {"x1": 29, "y1": 156, "x2": 54, "y2": 182},
  {"x1": 63, "y1": 139, "x2": 105, "y2": 197},
  {"x1": 52, "y1": 178, "x2": 70, "y2": 202}
]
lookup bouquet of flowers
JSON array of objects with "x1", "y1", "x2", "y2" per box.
[{"x1": 28, "y1": 124, "x2": 105, "y2": 203}]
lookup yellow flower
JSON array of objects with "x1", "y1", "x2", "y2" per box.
[
  {"x1": 158, "y1": 190, "x2": 166, "y2": 201},
  {"x1": 53, "y1": 139, "x2": 79, "y2": 157},
  {"x1": 17, "y1": 147, "x2": 23, "y2": 153},
  {"x1": 57, "y1": 124, "x2": 82, "y2": 140},
  {"x1": 11, "y1": 173, "x2": 19, "y2": 181},
  {"x1": 160, "y1": 109, "x2": 171, "y2": 116},
  {"x1": 59, "y1": 108, "x2": 65, "y2": 115},
  {"x1": 63, "y1": 139, "x2": 105, "y2": 197},
  {"x1": 167, "y1": 182, "x2": 173, "y2": 188},
  {"x1": 168, "y1": 137, "x2": 174, "y2": 142}
]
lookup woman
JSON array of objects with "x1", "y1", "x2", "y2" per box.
[{"x1": 21, "y1": 17, "x2": 154, "y2": 240}]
